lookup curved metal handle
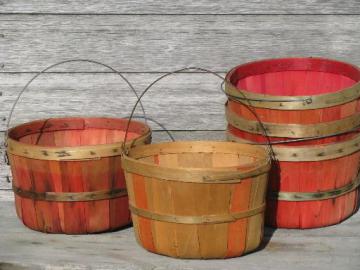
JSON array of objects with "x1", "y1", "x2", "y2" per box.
[
  {"x1": 4, "y1": 59, "x2": 147, "y2": 140},
  {"x1": 3, "y1": 59, "x2": 148, "y2": 166},
  {"x1": 122, "y1": 67, "x2": 275, "y2": 159},
  {"x1": 126, "y1": 115, "x2": 175, "y2": 142}
]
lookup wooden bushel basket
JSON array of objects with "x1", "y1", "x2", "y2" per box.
[
  {"x1": 225, "y1": 57, "x2": 360, "y2": 229},
  {"x1": 121, "y1": 68, "x2": 271, "y2": 258},
  {"x1": 5, "y1": 60, "x2": 152, "y2": 234}
]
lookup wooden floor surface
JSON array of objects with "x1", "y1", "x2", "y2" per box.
[{"x1": 0, "y1": 197, "x2": 359, "y2": 270}]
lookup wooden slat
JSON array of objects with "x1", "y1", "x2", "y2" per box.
[
  {"x1": 0, "y1": 130, "x2": 226, "y2": 189},
  {"x1": 0, "y1": 197, "x2": 359, "y2": 269},
  {"x1": 0, "y1": 15, "x2": 359, "y2": 72},
  {"x1": 0, "y1": 1, "x2": 358, "y2": 14},
  {"x1": 0, "y1": 73, "x2": 227, "y2": 131},
  {"x1": 245, "y1": 174, "x2": 267, "y2": 252}
]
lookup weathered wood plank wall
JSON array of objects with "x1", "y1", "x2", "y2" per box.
[
  {"x1": 0, "y1": 15, "x2": 359, "y2": 72},
  {"x1": 1, "y1": 1, "x2": 359, "y2": 14},
  {"x1": 0, "y1": 1, "x2": 359, "y2": 193}
]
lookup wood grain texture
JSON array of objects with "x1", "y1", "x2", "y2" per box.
[
  {"x1": 0, "y1": 15, "x2": 359, "y2": 72},
  {"x1": 0, "y1": 73, "x2": 227, "y2": 131},
  {"x1": 0, "y1": 130, "x2": 226, "y2": 189},
  {"x1": 122, "y1": 141, "x2": 269, "y2": 258},
  {"x1": 6, "y1": 117, "x2": 151, "y2": 233},
  {"x1": 0, "y1": 197, "x2": 359, "y2": 269},
  {"x1": 0, "y1": 1, "x2": 359, "y2": 14},
  {"x1": 225, "y1": 59, "x2": 360, "y2": 229},
  {"x1": 0, "y1": 0, "x2": 358, "y2": 265}
]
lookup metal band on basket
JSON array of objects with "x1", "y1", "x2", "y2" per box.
[
  {"x1": 225, "y1": 80, "x2": 360, "y2": 110},
  {"x1": 4, "y1": 59, "x2": 153, "y2": 165},
  {"x1": 268, "y1": 174, "x2": 360, "y2": 202},
  {"x1": 227, "y1": 132, "x2": 360, "y2": 162},
  {"x1": 226, "y1": 106, "x2": 360, "y2": 139},
  {"x1": 6, "y1": 133, "x2": 151, "y2": 161},
  {"x1": 122, "y1": 146, "x2": 271, "y2": 184},
  {"x1": 12, "y1": 186, "x2": 128, "y2": 202},
  {"x1": 129, "y1": 203, "x2": 265, "y2": 224}
]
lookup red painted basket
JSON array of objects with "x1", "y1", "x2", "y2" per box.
[
  {"x1": 225, "y1": 57, "x2": 360, "y2": 229},
  {"x1": 7, "y1": 117, "x2": 151, "y2": 234},
  {"x1": 5, "y1": 60, "x2": 151, "y2": 234}
]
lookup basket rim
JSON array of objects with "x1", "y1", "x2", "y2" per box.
[
  {"x1": 6, "y1": 116, "x2": 151, "y2": 160},
  {"x1": 227, "y1": 130, "x2": 360, "y2": 162},
  {"x1": 122, "y1": 141, "x2": 271, "y2": 183},
  {"x1": 225, "y1": 57, "x2": 360, "y2": 110}
]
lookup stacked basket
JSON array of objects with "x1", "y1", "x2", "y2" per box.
[{"x1": 225, "y1": 57, "x2": 360, "y2": 229}]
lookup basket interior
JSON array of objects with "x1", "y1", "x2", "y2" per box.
[
  {"x1": 130, "y1": 142, "x2": 267, "y2": 170},
  {"x1": 8, "y1": 117, "x2": 149, "y2": 147},
  {"x1": 140, "y1": 153, "x2": 257, "y2": 169},
  {"x1": 230, "y1": 58, "x2": 360, "y2": 96}
]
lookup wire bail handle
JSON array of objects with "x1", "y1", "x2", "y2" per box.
[
  {"x1": 4, "y1": 59, "x2": 148, "y2": 165},
  {"x1": 125, "y1": 115, "x2": 175, "y2": 144},
  {"x1": 121, "y1": 66, "x2": 275, "y2": 159}
]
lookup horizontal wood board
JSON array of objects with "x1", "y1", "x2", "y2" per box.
[
  {"x1": 0, "y1": 15, "x2": 359, "y2": 72},
  {"x1": 0, "y1": 73, "x2": 227, "y2": 131},
  {"x1": 0, "y1": 1, "x2": 359, "y2": 14}
]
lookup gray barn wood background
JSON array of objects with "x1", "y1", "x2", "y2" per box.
[{"x1": 0, "y1": 2, "x2": 359, "y2": 268}]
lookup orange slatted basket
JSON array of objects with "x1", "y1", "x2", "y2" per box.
[
  {"x1": 122, "y1": 141, "x2": 270, "y2": 258},
  {"x1": 121, "y1": 68, "x2": 271, "y2": 258},
  {"x1": 225, "y1": 57, "x2": 360, "y2": 229},
  {"x1": 5, "y1": 60, "x2": 151, "y2": 234}
]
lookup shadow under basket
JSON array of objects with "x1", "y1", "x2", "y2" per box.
[
  {"x1": 225, "y1": 57, "x2": 360, "y2": 229},
  {"x1": 6, "y1": 117, "x2": 151, "y2": 234},
  {"x1": 121, "y1": 141, "x2": 271, "y2": 259}
]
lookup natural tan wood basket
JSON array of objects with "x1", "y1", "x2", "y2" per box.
[
  {"x1": 120, "y1": 67, "x2": 272, "y2": 258},
  {"x1": 122, "y1": 140, "x2": 270, "y2": 258}
]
